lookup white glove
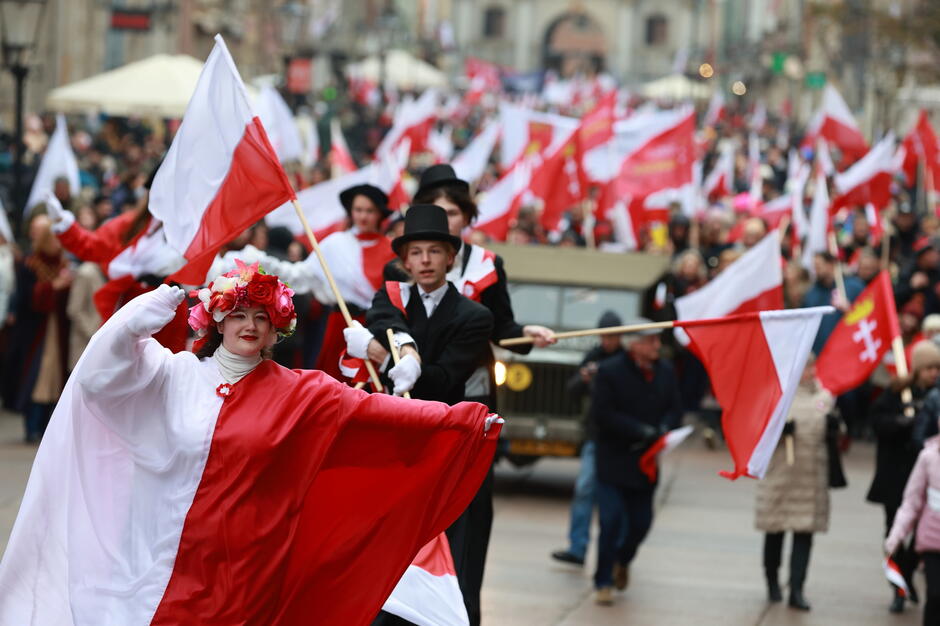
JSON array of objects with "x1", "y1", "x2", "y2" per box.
[
  {"x1": 343, "y1": 321, "x2": 374, "y2": 359},
  {"x1": 389, "y1": 353, "x2": 421, "y2": 396},
  {"x1": 126, "y1": 284, "x2": 185, "y2": 337},
  {"x1": 484, "y1": 414, "x2": 504, "y2": 433},
  {"x1": 43, "y1": 191, "x2": 74, "y2": 233}
]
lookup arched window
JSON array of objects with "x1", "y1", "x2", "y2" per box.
[
  {"x1": 483, "y1": 6, "x2": 506, "y2": 39},
  {"x1": 645, "y1": 14, "x2": 668, "y2": 46}
]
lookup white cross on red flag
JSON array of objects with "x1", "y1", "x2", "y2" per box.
[{"x1": 816, "y1": 271, "x2": 899, "y2": 396}]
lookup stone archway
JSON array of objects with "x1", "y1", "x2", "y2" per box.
[{"x1": 542, "y1": 11, "x2": 607, "y2": 76}]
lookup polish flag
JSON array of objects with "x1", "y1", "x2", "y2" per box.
[
  {"x1": 149, "y1": 35, "x2": 295, "y2": 286},
  {"x1": 498, "y1": 102, "x2": 578, "y2": 169},
  {"x1": 377, "y1": 89, "x2": 439, "y2": 157},
  {"x1": 465, "y1": 57, "x2": 501, "y2": 105},
  {"x1": 830, "y1": 134, "x2": 898, "y2": 214},
  {"x1": 330, "y1": 118, "x2": 357, "y2": 176},
  {"x1": 815, "y1": 138, "x2": 836, "y2": 177},
  {"x1": 901, "y1": 110, "x2": 939, "y2": 184},
  {"x1": 704, "y1": 91, "x2": 726, "y2": 128},
  {"x1": 614, "y1": 108, "x2": 696, "y2": 202},
  {"x1": 383, "y1": 533, "x2": 469, "y2": 626},
  {"x1": 676, "y1": 307, "x2": 831, "y2": 479},
  {"x1": 25, "y1": 113, "x2": 80, "y2": 214},
  {"x1": 816, "y1": 271, "x2": 898, "y2": 395},
  {"x1": 703, "y1": 144, "x2": 735, "y2": 201},
  {"x1": 452, "y1": 119, "x2": 500, "y2": 186},
  {"x1": 639, "y1": 425, "x2": 694, "y2": 482},
  {"x1": 801, "y1": 84, "x2": 868, "y2": 161},
  {"x1": 255, "y1": 85, "x2": 305, "y2": 163},
  {"x1": 884, "y1": 557, "x2": 910, "y2": 597},
  {"x1": 474, "y1": 159, "x2": 532, "y2": 240},
  {"x1": 755, "y1": 194, "x2": 794, "y2": 231},
  {"x1": 789, "y1": 164, "x2": 811, "y2": 241},
  {"x1": 675, "y1": 232, "x2": 784, "y2": 333},
  {"x1": 865, "y1": 202, "x2": 885, "y2": 246},
  {"x1": 428, "y1": 124, "x2": 455, "y2": 163}
]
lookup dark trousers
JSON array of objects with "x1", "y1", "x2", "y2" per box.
[
  {"x1": 24, "y1": 401, "x2": 53, "y2": 441},
  {"x1": 594, "y1": 480, "x2": 653, "y2": 589},
  {"x1": 885, "y1": 505, "x2": 919, "y2": 599},
  {"x1": 372, "y1": 467, "x2": 494, "y2": 626},
  {"x1": 923, "y1": 552, "x2": 940, "y2": 626},
  {"x1": 763, "y1": 532, "x2": 812, "y2": 590}
]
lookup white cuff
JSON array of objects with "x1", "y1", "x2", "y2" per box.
[{"x1": 51, "y1": 209, "x2": 75, "y2": 234}]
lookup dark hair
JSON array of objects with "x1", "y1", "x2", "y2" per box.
[
  {"x1": 413, "y1": 184, "x2": 478, "y2": 223},
  {"x1": 121, "y1": 206, "x2": 152, "y2": 246},
  {"x1": 194, "y1": 326, "x2": 274, "y2": 360}
]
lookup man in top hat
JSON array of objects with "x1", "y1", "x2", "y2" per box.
[
  {"x1": 590, "y1": 320, "x2": 681, "y2": 606},
  {"x1": 344, "y1": 205, "x2": 494, "y2": 625},
  {"x1": 381, "y1": 164, "x2": 554, "y2": 625}
]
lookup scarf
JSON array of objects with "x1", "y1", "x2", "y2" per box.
[{"x1": 213, "y1": 344, "x2": 262, "y2": 384}]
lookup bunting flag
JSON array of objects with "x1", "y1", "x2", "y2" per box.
[
  {"x1": 675, "y1": 307, "x2": 831, "y2": 479},
  {"x1": 330, "y1": 118, "x2": 357, "y2": 176},
  {"x1": 149, "y1": 35, "x2": 295, "y2": 286},
  {"x1": 382, "y1": 533, "x2": 469, "y2": 626},
  {"x1": 255, "y1": 85, "x2": 305, "y2": 163},
  {"x1": 801, "y1": 84, "x2": 868, "y2": 161},
  {"x1": 816, "y1": 271, "x2": 898, "y2": 396},
  {"x1": 25, "y1": 113, "x2": 81, "y2": 214},
  {"x1": 830, "y1": 134, "x2": 898, "y2": 214}
]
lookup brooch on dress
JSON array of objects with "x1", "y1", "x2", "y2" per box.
[{"x1": 216, "y1": 383, "x2": 234, "y2": 399}]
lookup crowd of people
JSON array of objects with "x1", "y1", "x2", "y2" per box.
[{"x1": 4, "y1": 86, "x2": 940, "y2": 623}]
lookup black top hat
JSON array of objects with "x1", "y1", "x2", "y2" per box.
[
  {"x1": 339, "y1": 184, "x2": 391, "y2": 218},
  {"x1": 417, "y1": 164, "x2": 470, "y2": 196},
  {"x1": 391, "y1": 204, "x2": 463, "y2": 256}
]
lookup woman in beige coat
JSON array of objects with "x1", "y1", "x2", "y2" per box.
[{"x1": 755, "y1": 356, "x2": 834, "y2": 612}]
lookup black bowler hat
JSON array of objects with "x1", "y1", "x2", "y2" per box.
[
  {"x1": 391, "y1": 204, "x2": 463, "y2": 256},
  {"x1": 339, "y1": 184, "x2": 390, "y2": 218},
  {"x1": 416, "y1": 164, "x2": 469, "y2": 196}
]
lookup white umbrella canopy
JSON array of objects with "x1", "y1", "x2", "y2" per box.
[
  {"x1": 346, "y1": 49, "x2": 446, "y2": 89},
  {"x1": 639, "y1": 74, "x2": 711, "y2": 100},
  {"x1": 46, "y1": 54, "x2": 258, "y2": 118}
]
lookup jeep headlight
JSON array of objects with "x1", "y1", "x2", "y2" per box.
[{"x1": 494, "y1": 361, "x2": 507, "y2": 386}]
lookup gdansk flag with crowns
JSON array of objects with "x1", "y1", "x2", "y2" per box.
[{"x1": 816, "y1": 271, "x2": 899, "y2": 396}]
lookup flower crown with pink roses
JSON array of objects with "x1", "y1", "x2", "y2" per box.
[{"x1": 188, "y1": 259, "x2": 296, "y2": 339}]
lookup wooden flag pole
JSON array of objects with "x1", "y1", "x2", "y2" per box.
[
  {"x1": 891, "y1": 335, "x2": 915, "y2": 418},
  {"x1": 881, "y1": 230, "x2": 891, "y2": 271},
  {"x1": 499, "y1": 320, "x2": 675, "y2": 347},
  {"x1": 386, "y1": 328, "x2": 411, "y2": 399},
  {"x1": 785, "y1": 433, "x2": 795, "y2": 465},
  {"x1": 291, "y1": 198, "x2": 384, "y2": 391}
]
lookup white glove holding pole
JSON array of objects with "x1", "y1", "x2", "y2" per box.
[
  {"x1": 127, "y1": 284, "x2": 185, "y2": 337},
  {"x1": 389, "y1": 353, "x2": 421, "y2": 396},
  {"x1": 43, "y1": 190, "x2": 74, "y2": 233},
  {"x1": 343, "y1": 321, "x2": 374, "y2": 359},
  {"x1": 484, "y1": 414, "x2": 504, "y2": 433}
]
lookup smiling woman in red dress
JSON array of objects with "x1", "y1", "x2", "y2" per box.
[{"x1": 0, "y1": 262, "x2": 501, "y2": 626}]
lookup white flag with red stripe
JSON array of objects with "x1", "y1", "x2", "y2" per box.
[
  {"x1": 675, "y1": 232, "x2": 784, "y2": 330},
  {"x1": 676, "y1": 307, "x2": 831, "y2": 479},
  {"x1": 149, "y1": 35, "x2": 295, "y2": 286},
  {"x1": 801, "y1": 84, "x2": 868, "y2": 160},
  {"x1": 383, "y1": 533, "x2": 469, "y2": 626}
]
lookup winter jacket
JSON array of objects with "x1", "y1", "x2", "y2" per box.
[
  {"x1": 755, "y1": 384, "x2": 834, "y2": 533},
  {"x1": 886, "y1": 436, "x2": 940, "y2": 555},
  {"x1": 867, "y1": 386, "x2": 930, "y2": 509}
]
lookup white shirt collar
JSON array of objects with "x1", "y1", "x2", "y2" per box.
[{"x1": 418, "y1": 282, "x2": 449, "y2": 315}]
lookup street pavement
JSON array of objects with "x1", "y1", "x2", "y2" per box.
[{"x1": 0, "y1": 411, "x2": 923, "y2": 625}]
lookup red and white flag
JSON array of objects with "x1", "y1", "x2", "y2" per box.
[
  {"x1": 639, "y1": 425, "x2": 694, "y2": 482},
  {"x1": 801, "y1": 84, "x2": 868, "y2": 161},
  {"x1": 614, "y1": 108, "x2": 696, "y2": 200},
  {"x1": 704, "y1": 91, "x2": 726, "y2": 128},
  {"x1": 498, "y1": 102, "x2": 578, "y2": 169},
  {"x1": 330, "y1": 118, "x2": 357, "y2": 176},
  {"x1": 801, "y1": 172, "x2": 831, "y2": 271},
  {"x1": 528, "y1": 128, "x2": 584, "y2": 231},
  {"x1": 755, "y1": 194, "x2": 794, "y2": 231},
  {"x1": 256, "y1": 85, "x2": 305, "y2": 163},
  {"x1": 675, "y1": 232, "x2": 784, "y2": 328},
  {"x1": 676, "y1": 307, "x2": 831, "y2": 479},
  {"x1": 703, "y1": 144, "x2": 735, "y2": 201},
  {"x1": 816, "y1": 271, "x2": 898, "y2": 396},
  {"x1": 884, "y1": 557, "x2": 910, "y2": 597},
  {"x1": 377, "y1": 89, "x2": 439, "y2": 157},
  {"x1": 452, "y1": 119, "x2": 500, "y2": 186},
  {"x1": 149, "y1": 35, "x2": 295, "y2": 285},
  {"x1": 464, "y1": 57, "x2": 501, "y2": 105},
  {"x1": 474, "y1": 158, "x2": 532, "y2": 240},
  {"x1": 901, "y1": 109, "x2": 939, "y2": 184},
  {"x1": 383, "y1": 533, "x2": 469, "y2": 626},
  {"x1": 830, "y1": 134, "x2": 898, "y2": 214}
]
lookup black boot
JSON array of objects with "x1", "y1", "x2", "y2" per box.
[
  {"x1": 788, "y1": 532, "x2": 813, "y2": 611},
  {"x1": 889, "y1": 589, "x2": 905, "y2": 613},
  {"x1": 766, "y1": 570, "x2": 782, "y2": 603}
]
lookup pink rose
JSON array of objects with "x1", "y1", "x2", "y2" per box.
[
  {"x1": 269, "y1": 284, "x2": 296, "y2": 329},
  {"x1": 188, "y1": 302, "x2": 211, "y2": 334}
]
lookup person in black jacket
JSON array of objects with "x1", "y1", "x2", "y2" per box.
[
  {"x1": 590, "y1": 321, "x2": 681, "y2": 606},
  {"x1": 348, "y1": 205, "x2": 495, "y2": 626},
  {"x1": 868, "y1": 340, "x2": 940, "y2": 614},
  {"x1": 551, "y1": 310, "x2": 624, "y2": 567}
]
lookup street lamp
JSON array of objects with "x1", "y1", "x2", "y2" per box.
[{"x1": 0, "y1": 0, "x2": 46, "y2": 227}]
